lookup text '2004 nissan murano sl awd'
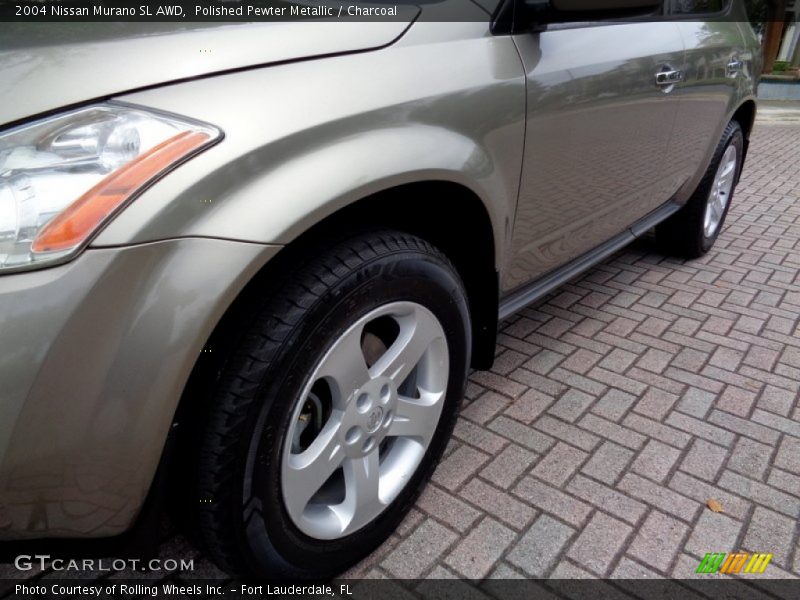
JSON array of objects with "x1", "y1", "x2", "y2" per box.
[{"x1": 0, "y1": 0, "x2": 759, "y2": 579}]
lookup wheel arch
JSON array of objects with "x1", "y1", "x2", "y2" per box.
[
  {"x1": 173, "y1": 179, "x2": 500, "y2": 434},
  {"x1": 731, "y1": 99, "x2": 756, "y2": 139},
  {"x1": 199, "y1": 180, "x2": 499, "y2": 378},
  {"x1": 730, "y1": 99, "x2": 757, "y2": 178}
]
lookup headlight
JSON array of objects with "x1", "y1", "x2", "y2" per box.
[{"x1": 0, "y1": 103, "x2": 220, "y2": 273}]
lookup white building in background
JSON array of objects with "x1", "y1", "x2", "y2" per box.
[{"x1": 777, "y1": 0, "x2": 800, "y2": 66}]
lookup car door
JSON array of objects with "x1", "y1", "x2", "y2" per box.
[
  {"x1": 505, "y1": 21, "x2": 685, "y2": 291},
  {"x1": 665, "y1": 2, "x2": 750, "y2": 191}
]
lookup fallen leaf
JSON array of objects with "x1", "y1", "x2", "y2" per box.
[{"x1": 707, "y1": 499, "x2": 724, "y2": 513}]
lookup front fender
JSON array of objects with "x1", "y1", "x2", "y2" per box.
[
  {"x1": 93, "y1": 24, "x2": 527, "y2": 272},
  {"x1": 100, "y1": 125, "x2": 509, "y2": 267}
]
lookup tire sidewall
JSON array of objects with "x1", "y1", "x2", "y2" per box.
[{"x1": 235, "y1": 250, "x2": 470, "y2": 577}]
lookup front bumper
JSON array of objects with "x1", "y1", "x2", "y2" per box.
[{"x1": 0, "y1": 238, "x2": 279, "y2": 540}]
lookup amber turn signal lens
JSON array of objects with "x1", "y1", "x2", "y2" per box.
[{"x1": 31, "y1": 130, "x2": 210, "y2": 254}]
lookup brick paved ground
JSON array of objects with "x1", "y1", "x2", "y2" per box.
[
  {"x1": 345, "y1": 115, "x2": 800, "y2": 580},
  {"x1": 2, "y1": 113, "x2": 799, "y2": 588}
]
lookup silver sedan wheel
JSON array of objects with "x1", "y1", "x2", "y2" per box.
[
  {"x1": 704, "y1": 144, "x2": 738, "y2": 238},
  {"x1": 281, "y1": 301, "x2": 449, "y2": 540}
]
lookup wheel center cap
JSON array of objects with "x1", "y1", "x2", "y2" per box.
[{"x1": 366, "y1": 407, "x2": 384, "y2": 433}]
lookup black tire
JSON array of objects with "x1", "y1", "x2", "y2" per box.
[
  {"x1": 656, "y1": 120, "x2": 744, "y2": 258},
  {"x1": 194, "y1": 230, "x2": 471, "y2": 579}
]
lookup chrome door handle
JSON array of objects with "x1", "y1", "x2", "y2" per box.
[
  {"x1": 655, "y1": 70, "x2": 683, "y2": 86},
  {"x1": 727, "y1": 59, "x2": 744, "y2": 76}
]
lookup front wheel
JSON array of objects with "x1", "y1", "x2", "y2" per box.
[
  {"x1": 657, "y1": 120, "x2": 744, "y2": 258},
  {"x1": 194, "y1": 231, "x2": 471, "y2": 579}
]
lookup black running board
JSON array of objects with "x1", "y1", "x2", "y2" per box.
[{"x1": 498, "y1": 201, "x2": 682, "y2": 321}]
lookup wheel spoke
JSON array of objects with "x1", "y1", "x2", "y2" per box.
[
  {"x1": 284, "y1": 419, "x2": 345, "y2": 512},
  {"x1": 710, "y1": 195, "x2": 723, "y2": 221},
  {"x1": 336, "y1": 451, "x2": 381, "y2": 533},
  {"x1": 316, "y1": 323, "x2": 371, "y2": 406},
  {"x1": 388, "y1": 392, "x2": 444, "y2": 441},
  {"x1": 716, "y1": 147, "x2": 737, "y2": 193},
  {"x1": 719, "y1": 161, "x2": 736, "y2": 183},
  {"x1": 370, "y1": 307, "x2": 441, "y2": 386}
]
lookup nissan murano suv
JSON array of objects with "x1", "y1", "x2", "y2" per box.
[{"x1": 0, "y1": 0, "x2": 760, "y2": 579}]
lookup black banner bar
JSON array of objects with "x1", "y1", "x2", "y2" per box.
[
  {"x1": 2, "y1": 578, "x2": 799, "y2": 600},
  {"x1": 0, "y1": 0, "x2": 769, "y2": 22}
]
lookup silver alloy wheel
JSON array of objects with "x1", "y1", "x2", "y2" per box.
[
  {"x1": 704, "y1": 144, "x2": 738, "y2": 238},
  {"x1": 281, "y1": 301, "x2": 449, "y2": 540}
]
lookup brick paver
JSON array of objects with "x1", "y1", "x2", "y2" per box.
[{"x1": 5, "y1": 114, "x2": 799, "y2": 586}]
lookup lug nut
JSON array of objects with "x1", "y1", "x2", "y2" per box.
[
  {"x1": 345, "y1": 426, "x2": 362, "y2": 445},
  {"x1": 356, "y1": 392, "x2": 371, "y2": 413},
  {"x1": 363, "y1": 437, "x2": 376, "y2": 453}
]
